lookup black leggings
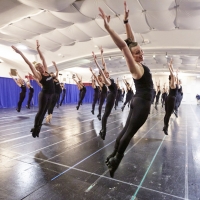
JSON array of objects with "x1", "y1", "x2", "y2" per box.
[
  {"x1": 164, "y1": 95, "x2": 176, "y2": 126},
  {"x1": 34, "y1": 92, "x2": 53, "y2": 127},
  {"x1": 78, "y1": 89, "x2": 86, "y2": 107},
  {"x1": 124, "y1": 93, "x2": 133, "y2": 106},
  {"x1": 114, "y1": 97, "x2": 151, "y2": 154},
  {"x1": 92, "y1": 93, "x2": 99, "y2": 111},
  {"x1": 48, "y1": 93, "x2": 60, "y2": 115},
  {"x1": 174, "y1": 94, "x2": 182, "y2": 112},
  {"x1": 60, "y1": 93, "x2": 66, "y2": 106},
  {"x1": 98, "y1": 93, "x2": 107, "y2": 116},
  {"x1": 115, "y1": 93, "x2": 121, "y2": 107},
  {"x1": 27, "y1": 93, "x2": 33, "y2": 107},
  {"x1": 17, "y1": 92, "x2": 26, "y2": 111},
  {"x1": 155, "y1": 94, "x2": 160, "y2": 104},
  {"x1": 101, "y1": 92, "x2": 116, "y2": 131}
]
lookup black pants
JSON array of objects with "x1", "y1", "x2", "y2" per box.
[
  {"x1": 155, "y1": 94, "x2": 160, "y2": 104},
  {"x1": 164, "y1": 95, "x2": 176, "y2": 126},
  {"x1": 78, "y1": 88, "x2": 86, "y2": 107},
  {"x1": 56, "y1": 94, "x2": 61, "y2": 107},
  {"x1": 27, "y1": 92, "x2": 33, "y2": 107},
  {"x1": 34, "y1": 92, "x2": 53, "y2": 127},
  {"x1": 161, "y1": 96, "x2": 166, "y2": 107},
  {"x1": 98, "y1": 93, "x2": 107, "y2": 116},
  {"x1": 114, "y1": 97, "x2": 151, "y2": 154},
  {"x1": 115, "y1": 93, "x2": 121, "y2": 108},
  {"x1": 101, "y1": 92, "x2": 116, "y2": 131},
  {"x1": 60, "y1": 93, "x2": 65, "y2": 106},
  {"x1": 92, "y1": 93, "x2": 99, "y2": 111},
  {"x1": 124, "y1": 93, "x2": 133, "y2": 106},
  {"x1": 17, "y1": 92, "x2": 26, "y2": 111},
  {"x1": 174, "y1": 94, "x2": 183, "y2": 112},
  {"x1": 48, "y1": 93, "x2": 60, "y2": 115}
]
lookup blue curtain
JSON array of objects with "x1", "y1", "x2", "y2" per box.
[{"x1": 0, "y1": 77, "x2": 94, "y2": 108}]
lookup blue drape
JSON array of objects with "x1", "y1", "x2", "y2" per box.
[{"x1": 0, "y1": 77, "x2": 94, "y2": 108}]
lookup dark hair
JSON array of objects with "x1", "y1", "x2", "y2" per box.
[
  {"x1": 169, "y1": 75, "x2": 171, "y2": 80},
  {"x1": 124, "y1": 38, "x2": 138, "y2": 51}
]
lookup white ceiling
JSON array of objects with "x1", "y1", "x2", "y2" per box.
[{"x1": 1, "y1": 0, "x2": 200, "y2": 80}]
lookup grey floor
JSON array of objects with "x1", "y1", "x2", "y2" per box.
[{"x1": 0, "y1": 103, "x2": 200, "y2": 200}]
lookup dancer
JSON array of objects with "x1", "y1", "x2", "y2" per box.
[
  {"x1": 114, "y1": 78, "x2": 122, "y2": 110},
  {"x1": 151, "y1": 84, "x2": 156, "y2": 104},
  {"x1": 155, "y1": 80, "x2": 161, "y2": 110},
  {"x1": 161, "y1": 83, "x2": 167, "y2": 108},
  {"x1": 89, "y1": 74, "x2": 100, "y2": 115},
  {"x1": 11, "y1": 40, "x2": 55, "y2": 138},
  {"x1": 59, "y1": 83, "x2": 66, "y2": 106},
  {"x1": 174, "y1": 79, "x2": 183, "y2": 117},
  {"x1": 99, "y1": 2, "x2": 153, "y2": 177},
  {"x1": 26, "y1": 75, "x2": 34, "y2": 109},
  {"x1": 121, "y1": 78, "x2": 133, "y2": 111},
  {"x1": 72, "y1": 74, "x2": 86, "y2": 110},
  {"x1": 90, "y1": 68, "x2": 107, "y2": 120},
  {"x1": 163, "y1": 60, "x2": 178, "y2": 135},
  {"x1": 9, "y1": 71, "x2": 26, "y2": 112},
  {"x1": 92, "y1": 50, "x2": 117, "y2": 140},
  {"x1": 121, "y1": 88, "x2": 125, "y2": 102},
  {"x1": 46, "y1": 61, "x2": 61, "y2": 123}
]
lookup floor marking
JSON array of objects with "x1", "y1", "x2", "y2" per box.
[
  {"x1": 84, "y1": 116, "x2": 162, "y2": 193},
  {"x1": 131, "y1": 135, "x2": 166, "y2": 200}
]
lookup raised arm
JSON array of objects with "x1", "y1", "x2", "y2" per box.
[
  {"x1": 99, "y1": 46, "x2": 107, "y2": 71},
  {"x1": 11, "y1": 46, "x2": 41, "y2": 80},
  {"x1": 36, "y1": 40, "x2": 48, "y2": 72},
  {"x1": 124, "y1": 1, "x2": 135, "y2": 41},
  {"x1": 99, "y1": 8, "x2": 141, "y2": 79},
  {"x1": 92, "y1": 52, "x2": 111, "y2": 86},
  {"x1": 168, "y1": 60, "x2": 176, "y2": 89},
  {"x1": 76, "y1": 73, "x2": 82, "y2": 83},
  {"x1": 30, "y1": 73, "x2": 42, "y2": 88},
  {"x1": 89, "y1": 67, "x2": 103, "y2": 87},
  {"x1": 9, "y1": 72, "x2": 21, "y2": 87},
  {"x1": 52, "y1": 61, "x2": 58, "y2": 78}
]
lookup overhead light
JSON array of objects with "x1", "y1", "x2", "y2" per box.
[
  {"x1": 17, "y1": 44, "x2": 27, "y2": 50},
  {"x1": 122, "y1": 56, "x2": 125, "y2": 59},
  {"x1": 153, "y1": 55, "x2": 155, "y2": 58},
  {"x1": 58, "y1": 53, "x2": 62, "y2": 56},
  {"x1": 109, "y1": 56, "x2": 111, "y2": 60},
  {"x1": 165, "y1": 52, "x2": 168, "y2": 58}
]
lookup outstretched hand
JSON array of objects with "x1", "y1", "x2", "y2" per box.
[
  {"x1": 92, "y1": 51, "x2": 97, "y2": 60},
  {"x1": 52, "y1": 61, "x2": 56, "y2": 65},
  {"x1": 124, "y1": 1, "x2": 129, "y2": 21},
  {"x1": 11, "y1": 46, "x2": 21, "y2": 54},
  {"x1": 36, "y1": 40, "x2": 40, "y2": 49},
  {"x1": 99, "y1": 46, "x2": 103, "y2": 54},
  {"x1": 99, "y1": 7, "x2": 110, "y2": 30}
]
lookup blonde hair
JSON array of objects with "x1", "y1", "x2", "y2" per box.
[{"x1": 32, "y1": 61, "x2": 40, "y2": 67}]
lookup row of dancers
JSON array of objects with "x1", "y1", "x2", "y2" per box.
[{"x1": 9, "y1": 1, "x2": 183, "y2": 178}]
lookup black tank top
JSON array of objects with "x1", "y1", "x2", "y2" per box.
[
  {"x1": 62, "y1": 88, "x2": 66, "y2": 95},
  {"x1": 133, "y1": 64, "x2": 153, "y2": 101},
  {"x1": 29, "y1": 86, "x2": 34, "y2": 94},
  {"x1": 21, "y1": 85, "x2": 26, "y2": 93},
  {"x1": 40, "y1": 73, "x2": 55, "y2": 94},
  {"x1": 156, "y1": 90, "x2": 161, "y2": 97},
  {"x1": 54, "y1": 79, "x2": 61, "y2": 94},
  {"x1": 127, "y1": 88, "x2": 133, "y2": 95},
  {"x1": 169, "y1": 85, "x2": 178, "y2": 97},
  {"x1": 108, "y1": 78, "x2": 117, "y2": 94},
  {"x1": 101, "y1": 84, "x2": 107, "y2": 95},
  {"x1": 94, "y1": 86, "x2": 99, "y2": 94}
]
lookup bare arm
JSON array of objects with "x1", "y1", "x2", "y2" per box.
[
  {"x1": 9, "y1": 72, "x2": 21, "y2": 87},
  {"x1": 99, "y1": 8, "x2": 142, "y2": 79},
  {"x1": 168, "y1": 60, "x2": 176, "y2": 89},
  {"x1": 52, "y1": 61, "x2": 58, "y2": 78},
  {"x1": 11, "y1": 46, "x2": 42, "y2": 80},
  {"x1": 89, "y1": 67, "x2": 103, "y2": 87},
  {"x1": 124, "y1": 1, "x2": 135, "y2": 41},
  {"x1": 76, "y1": 73, "x2": 82, "y2": 83},
  {"x1": 92, "y1": 52, "x2": 111, "y2": 86},
  {"x1": 99, "y1": 46, "x2": 107, "y2": 71},
  {"x1": 36, "y1": 40, "x2": 48, "y2": 72}
]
